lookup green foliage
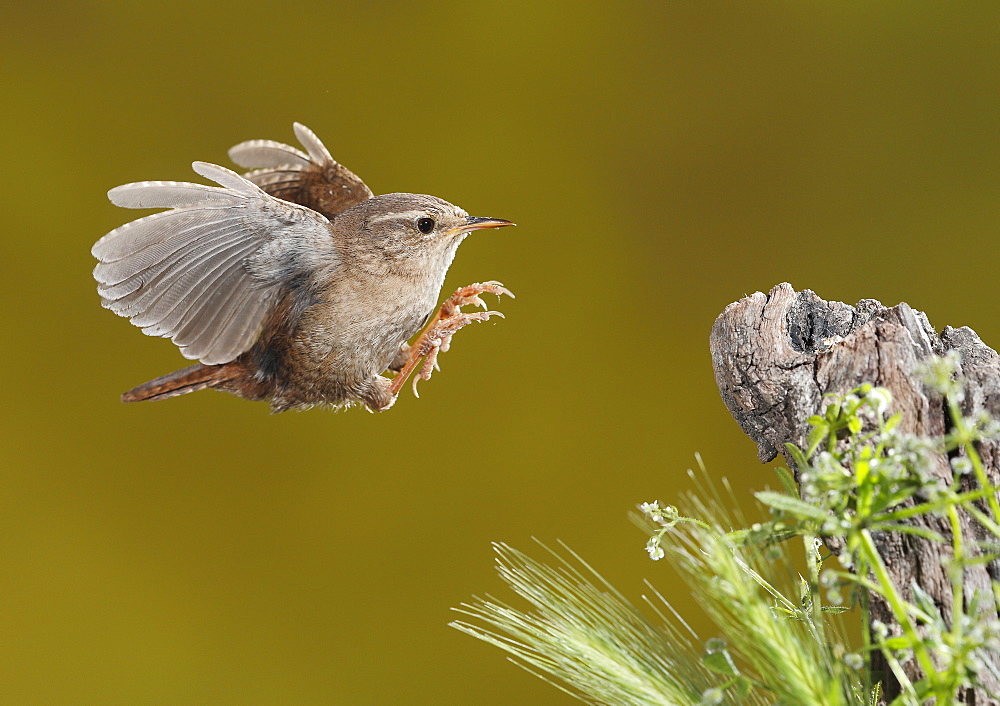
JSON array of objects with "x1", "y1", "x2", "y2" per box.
[
  {"x1": 769, "y1": 354, "x2": 1000, "y2": 704},
  {"x1": 452, "y1": 541, "x2": 752, "y2": 705},
  {"x1": 454, "y1": 354, "x2": 1000, "y2": 705}
]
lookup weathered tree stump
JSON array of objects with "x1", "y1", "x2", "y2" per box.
[{"x1": 710, "y1": 282, "x2": 1000, "y2": 702}]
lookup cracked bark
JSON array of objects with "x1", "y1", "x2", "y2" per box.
[{"x1": 710, "y1": 283, "x2": 1000, "y2": 703}]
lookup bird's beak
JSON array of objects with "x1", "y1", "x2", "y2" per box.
[{"x1": 444, "y1": 216, "x2": 516, "y2": 237}]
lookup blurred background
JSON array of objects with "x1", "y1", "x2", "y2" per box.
[{"x1": 3, "y1": 1, "x2": 1000, "y2": 703}]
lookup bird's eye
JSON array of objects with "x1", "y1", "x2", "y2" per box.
[{"x1": 416, "y1": 217, "x2": 435, "y2": 234}]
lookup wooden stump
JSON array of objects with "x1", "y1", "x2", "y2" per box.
[{"x1": 709, "y1": 282, "x2": 1000, "y2": 702}]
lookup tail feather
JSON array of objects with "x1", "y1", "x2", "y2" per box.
[{"x1": 122, "y1": 363, "x2": 236, "y2": 403}]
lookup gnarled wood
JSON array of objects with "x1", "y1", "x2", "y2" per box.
[{"x1": 710, "y1": 283, "x2": 1000, "y2": 703}]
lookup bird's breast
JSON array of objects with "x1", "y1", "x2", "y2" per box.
[{"x1": 289, "y1": 271, "x2": 441, "y2": 381}]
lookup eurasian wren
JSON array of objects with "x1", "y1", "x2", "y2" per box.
[{"x1": 92, "y1": 123, "x2": 514, "y2": 412}]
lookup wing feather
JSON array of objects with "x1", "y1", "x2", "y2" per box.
[
  {"x1": 93, "y1": 161, "x2": 337, "y2": 365},
  {"x1": 228, "y1": 139, "x2": 312, "y2": 170},
  {"x1": 95, "y1": 233, "x2": 243, "y2": 319},
  {"x1": 125, "y1": 228, "x2": 252, "y2": 328},
  {"x1": 95, "y1": 210, "x2": 245, "y2": 280},
  {"x1": 169, "y1": 267, "x2": 270, "y2": 363},
  {"x1": 226, "y1": 122, "x2": 373, "y2": 219},
  {"x1": 109, "y1": 181, "x2": 236, "y2": 209},
  {"x1": 169, "y1": 266, "x2": 250, "y2": 346},
  {"x1": 293, "y1": 122, "x2": 334, "y2": 165},
  {"x1": 194, "y1": 282, "x2": 273, "y2": 363}
]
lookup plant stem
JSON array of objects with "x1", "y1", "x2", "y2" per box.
[
  {"x1": 946, "y1": 505, "x2": 964, "y2": 698},
  {"x1": 949, "y1": 396, "x2": 1000, "y2": 522},
  {"x1": 803, "y1": 533, "x2": 825, "y2": 642},
  {"x1": 856, "y1": 529, "x2": 938, "y2": 685}
]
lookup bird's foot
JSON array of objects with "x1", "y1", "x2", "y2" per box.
[{"x1": 388, "y1": 281, "x2": 514, "y2": 399}]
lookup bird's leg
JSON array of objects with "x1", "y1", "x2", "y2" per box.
[{"x1": 388, "y1": 281, "x2": 513, "y2": 399}]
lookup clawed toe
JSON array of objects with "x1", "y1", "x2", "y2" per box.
[
  {"x1": 448, "y1": 283, "x2": 514, "y2": 313},
  {"x1": 387, "y1": 282, "x2": 512, "y2": 399},
  {"x1": 409, "y1": 309, "x2": 504, "y2": 396}
]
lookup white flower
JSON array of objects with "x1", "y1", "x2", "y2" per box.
[
  {"x1": 639, "y1": 500, "x2": 667, "y2": 523},
  {"x1": 950, "y1": 456, "x2": 973, "y2": 475},
  {"x1": 866, "y1": 387, "x2": 892, "y2": 416}
]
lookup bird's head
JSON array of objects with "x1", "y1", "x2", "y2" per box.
[{"x1": 335, "y1": 193, "x2": 514, "y2": 271}]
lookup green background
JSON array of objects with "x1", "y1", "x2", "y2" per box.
[{"x1": 4, "y1": 2, "x2": 1000, "y2": 703}]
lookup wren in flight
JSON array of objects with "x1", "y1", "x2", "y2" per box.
[{"x1": 92, "y1": 123, "x2": 514, "y2": 412}]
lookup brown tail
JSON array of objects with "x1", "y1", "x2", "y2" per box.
[{"x1": 122, "y1": 363, "x2": 237, "y2": 403}]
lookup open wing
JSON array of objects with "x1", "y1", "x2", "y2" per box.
[
  {"x1": 228, "y1": 122, "x2": 374, "y2": 220},
  {"x1": 92, "y1": 161, "x2": 338, "y2": 365}
]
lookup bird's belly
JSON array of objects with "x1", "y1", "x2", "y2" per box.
[{"x1": 283, "y1": 289, "x2": 434, "y2": 395}]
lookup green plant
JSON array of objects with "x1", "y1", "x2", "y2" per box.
[{"x1": 453, "y1": 354, "x2": 1000, "y2": 705}]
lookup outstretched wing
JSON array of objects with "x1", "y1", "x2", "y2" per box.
[
  {"x1": 228, "y1": 122, "x2": 374, "y2": 220},
  {"x1": 92, "y1": 161, "x2": 338, "y2": 365}
]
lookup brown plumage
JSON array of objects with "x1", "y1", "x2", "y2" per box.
[{"x1": 93, "y1": 123, "x2": 514, "y2": 412}]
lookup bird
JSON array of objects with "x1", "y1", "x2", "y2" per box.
[{"x1": 92, "y1": 122, "x2": 514, "y2": 413}]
